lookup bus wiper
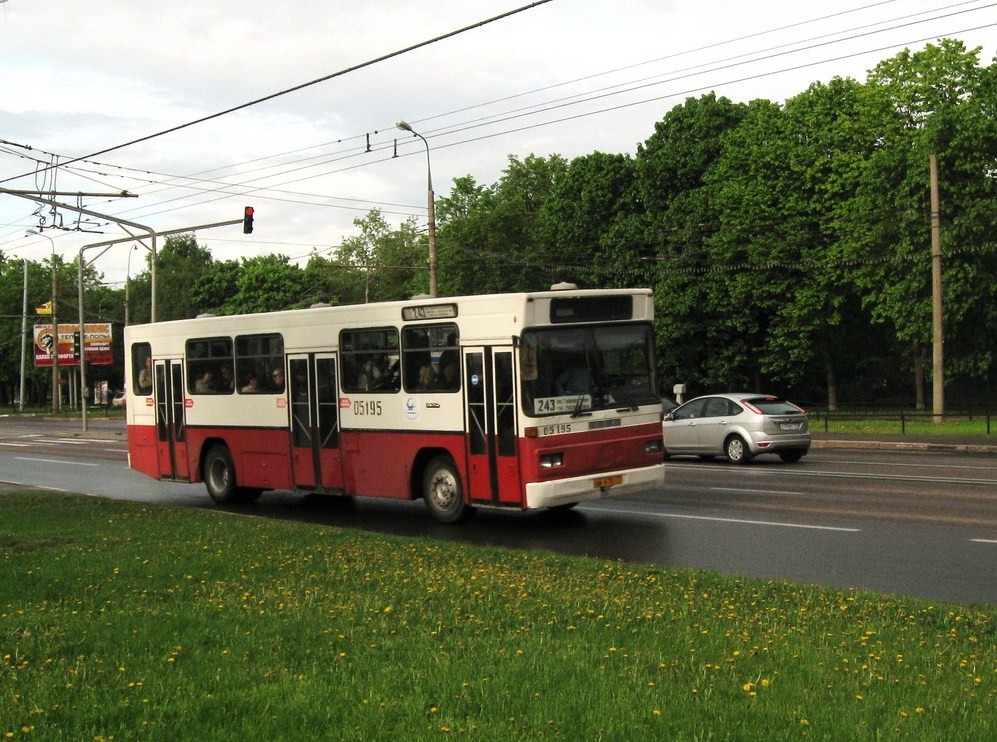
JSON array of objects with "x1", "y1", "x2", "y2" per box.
[
  {"x1": 612, "y1": 386, "x2": 639, "y2": 412},
  {"x1": 570, "y1": 391, "x2": 592, "y2": 418}
]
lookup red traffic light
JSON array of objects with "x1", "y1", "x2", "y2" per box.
[{"x1": 243, "y1": 206, "x2": 255, "y2": 234}]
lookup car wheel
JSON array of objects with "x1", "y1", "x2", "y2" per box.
[
  {"x1": 779, "y1": 449, "x2": 806, "y2": 464},
  {"x1": 423, "y1": 456, "x2": 473, "y2": 524},
  {"x1": 724, "y1": 435, "x2": 752, "y2": 465}
]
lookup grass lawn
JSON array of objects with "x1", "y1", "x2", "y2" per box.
[{"x1": 1, "y1": 492, "x2": 993, "y2": 740}]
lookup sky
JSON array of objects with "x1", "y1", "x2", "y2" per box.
[{"x1": 2, "y1": 0, "x2": 995, "y2": 288}]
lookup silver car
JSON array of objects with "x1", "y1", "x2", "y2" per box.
[{"x1": 662, "y1": 393, "x2": 810, "y2": 464}]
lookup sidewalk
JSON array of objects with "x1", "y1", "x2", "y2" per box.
[{"x1": 811, "y1": 432, "x2": 997, "y2": 454}]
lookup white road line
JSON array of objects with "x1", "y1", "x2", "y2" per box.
[
  {"x1": 712, "y1": 487, "x2": 806, "y2": 496},
  {"x1": 581, "y1": 504, "x2": 860, "y2": 532},
  {"x1": 970, "y1": 538, "x2": 997, "y2": 545},
  {"x1": 14, "y1": 456, "x2": 100, "y2": 467}
]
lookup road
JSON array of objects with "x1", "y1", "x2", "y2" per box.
[{"x1": 1, "y1": 416, "x2": 995, "y2": 605}]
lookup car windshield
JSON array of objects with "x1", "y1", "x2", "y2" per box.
[
  {"x1": 519, "y1": 323, "x2": 657, "y2": 417},
  {"x1": 743, "y1": 396, "x2": 802, "y2": 415}
]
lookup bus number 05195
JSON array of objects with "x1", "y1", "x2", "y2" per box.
[
  {"x1": 353, "y1": 400, "x2": 383, "y2": 416},
  {"x1": 541, "y1": 423, "x2": 572, "y2": 436}
]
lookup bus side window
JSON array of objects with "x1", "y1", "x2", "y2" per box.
[
  {"x1": 235, "y1": 333, "x2": 284, "y2": 394},
  {"x1": 341, "y1": 328, "x2": 399, "y2": 393},
  {"x1": 401, "y1": 324, "x2": 459, "y2": 393},
  {"x1": 186, "y1": 337, "x2": 234, "y2": 395},
  {"x1": 132, "y1": 342, "x2": 153, "y2": 394}
]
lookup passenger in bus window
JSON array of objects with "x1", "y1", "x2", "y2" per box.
[
  {"x1": 438, "y1": 357, "x2": 459, "y2": 389},
  {"x1": 271, "y1": 368, "x2": 285, "y2": 393},
  {"x1": 416, "y1": 363, "x2": 436, "y2": 390},
  {"x1": 195, "y1": 369, "x2": 216, "y2": 393},
  {"x1": 218, "y1": 365, "x2": 235, "y2": 392},
  {"x1": 358, "y1": 356, "x2": 383, "y2": 390},
  {"x1": 137, "y1": 356, "x2": 153, "y2": 394},
  {"x1": 241, "y1": 372, "x2": 262, "y2": 393}
]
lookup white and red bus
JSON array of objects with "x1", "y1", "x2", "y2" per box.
[{"x1": 124, "y1": 286, "x2": 665, "y2": 522}]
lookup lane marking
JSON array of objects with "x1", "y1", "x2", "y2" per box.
[
  {"x1": 970, "y1": 538, "x2": 997, "y2": 545},
  {"x1": 580, "y1": 504, "x2": 860, "y2": 532},
  {"x1": 712, "y1": 487, "x2": 805, "y2": 496},
  {"x1": 666, "y1": 463, "x2": 996, "y2": 487},
  {"x1": 14, "y1": 456, "x2": 100, "y2": 467}
]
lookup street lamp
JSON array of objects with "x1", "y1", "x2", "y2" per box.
[
  {"x1": 26, "y1": 228, "x2": 59, "y2": 414},
  {"x1": 396, "y1": 121, "x2": 439, "y2": 297},
  {"x1": 125, "y1": 245, "x2": 139, "y2": 326}
]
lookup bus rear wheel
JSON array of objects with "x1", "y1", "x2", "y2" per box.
[
  {"x1": 422, "y1": 456, "x2": 472, "y2": 524},
  {"x1": 203, "y1": 445, "x2": 259, "y2": 504}
]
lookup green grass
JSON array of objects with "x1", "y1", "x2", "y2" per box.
[
  {"x1": 814, "y1": 415, "x2": 992, "y2": 437},
  {"x1": 1, "y1": 493, "x2": 992, "y2": 740}
]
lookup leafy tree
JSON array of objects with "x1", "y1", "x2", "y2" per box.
[
  {"x1": 844, "y1": 40, "x2": 995, "y2": 405},
  {"x1": 632, "y1": 93, "x2": 749, "y2": 392},
  {"x1": 222, "y1": 255, "x2": 306, "y2": 314},
  {"x1": 539, "y1": 151, "x2": 638, "y2": 287},
  {"x1": 436, "y1": 155, "x2": 568, "y2": 295},
  {"x1": 334, "y1": 210, "x2": 424, "y2": 303}
]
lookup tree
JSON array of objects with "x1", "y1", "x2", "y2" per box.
[
  {"x1": 844, "y1": 40, "x2": 995, "y2": 406},
  {"x1": 539, "y1": 151, "x2": 638, "y2": 288},
  {"x1": 632, "y1": 94, "x2": 749, "y2": 392},
  {"x1": 223, "y1": 255, "x2": 306, "y2": 314},
  {"x1": 436, "y1": 155, "x2": 569, "y2": 295},
  {"x1": 335, "y1": 210, "x2": 424, "y2": 303}
]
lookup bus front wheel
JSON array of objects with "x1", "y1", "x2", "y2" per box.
[
  {"x1": 203, "y1": 445, "x2": 258, "y2": 504},
  {"x1": 422, "y1": 456, "x2": 473, "y2": 524}
]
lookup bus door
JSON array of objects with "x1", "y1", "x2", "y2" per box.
[
  {"x1": 288, "y1": 353, "x2": 343, "y2": 492},
  {"x1": 154, "y1": 359, "x2": 189, "y2": 481},
  {"x1": 464, "y1": 347, "x2": 521, "y2": 506}
]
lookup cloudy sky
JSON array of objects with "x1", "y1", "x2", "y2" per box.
[{"x1": 2, "y1": 0, "x2": 995, "y2": 286}]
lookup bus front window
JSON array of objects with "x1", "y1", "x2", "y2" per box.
[{"x1": 520, "y1": 324, "x2": 657, "y2": 417}]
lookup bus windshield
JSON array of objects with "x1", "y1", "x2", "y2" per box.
[{"x1": 520, "y1": 323, "x2": 657, "y2": 417}]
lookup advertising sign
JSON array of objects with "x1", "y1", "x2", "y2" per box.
[{"x1": 33, "y1": 323, "x2": 114, "y2": 367}]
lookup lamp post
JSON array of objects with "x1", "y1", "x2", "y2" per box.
[
  {"x1": 396, "y1": 121, "x2": 438, "y2": 297},
  {"x1": 26, "y1": 228, "x2": 59, "y2": 414},
  {"x1": 125, "y1": 245, "x2": 139, "y2": 326}
]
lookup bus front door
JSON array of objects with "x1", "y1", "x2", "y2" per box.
[
  {"x1": 154, "y1": 359, "x2": 189, "y2": 481},
  {"x1": 288, "y1": 353, "x2": 343, "y2": 492},
  {"x1": 464, "y1": 347, "x2": 521, "y2": 506}
]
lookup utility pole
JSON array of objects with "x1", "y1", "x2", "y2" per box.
[{"x1": 929, "y1": 154, "x2": 944, "y2": 424}]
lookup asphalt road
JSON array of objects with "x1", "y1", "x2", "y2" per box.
[{"x1": 1, "y1": 416, "x2": 994, "y2": 605}]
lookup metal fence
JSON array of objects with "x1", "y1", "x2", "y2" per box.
[{"x1": 806, "y1": 407, "x2": 993, "y2": 435}]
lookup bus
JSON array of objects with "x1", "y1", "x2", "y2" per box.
[{"x1": 124, "y1": 285, "x2": 665, "y2": 523}]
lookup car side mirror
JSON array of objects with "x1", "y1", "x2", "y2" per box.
[{"x1": 663, "y1": 411, "x2": 675, "y2": 422}]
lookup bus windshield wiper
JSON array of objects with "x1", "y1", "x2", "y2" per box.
[{"x1": 570, "y1": 391, "x2": 592, "y2": 418}]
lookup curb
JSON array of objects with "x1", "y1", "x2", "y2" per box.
[{"x1": 811, "y1": 439, "x2": 997, "y2": 454}]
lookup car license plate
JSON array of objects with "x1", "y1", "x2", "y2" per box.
[
  {"x1": 779, "y1": 422, "x2": 800, "y2": 431},
  {"x1": 594, "y1": 475, "x2": 623, "y2": 489}
]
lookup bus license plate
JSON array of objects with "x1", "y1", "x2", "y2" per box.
[{"x1": 594, "y1": 475, "x2": 623, "y2": 489}]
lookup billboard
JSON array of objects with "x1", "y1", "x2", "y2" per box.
[{"x1": 33, "y1": 323, "x2": 114, "y2": 367}]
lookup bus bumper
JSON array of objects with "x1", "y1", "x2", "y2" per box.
[{"x1": 525, "y1": 464, "x2": 665, "y2": 510}]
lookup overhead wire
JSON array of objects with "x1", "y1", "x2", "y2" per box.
[{"x1": 5, "y1": 1, "x2": 995, "y2": 263}]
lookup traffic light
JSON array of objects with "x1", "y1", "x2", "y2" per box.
[
  {"x1": 243, "y1": 206, "x2": 255, "y2": 234},
  {"x1": 72, "y1": 332, "x2": 81, "y2": 361}
]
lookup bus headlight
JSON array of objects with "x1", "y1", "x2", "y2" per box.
[{"x1": 540, "y1": 453, "x2": 564, "y2": 469}]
